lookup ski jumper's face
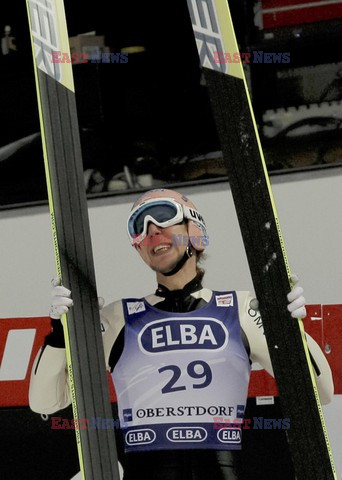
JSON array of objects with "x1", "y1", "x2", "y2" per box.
[{"x1": 136, "y1": 221, "x2": 193, "y2": 275}]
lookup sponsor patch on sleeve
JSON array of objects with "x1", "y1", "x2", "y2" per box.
[
  {"x1": 127, "y1": 301, "x2": 146, "y2": 315},
  {"x1": 215, "y1": 294, "x2": 234, "y2": 307}
]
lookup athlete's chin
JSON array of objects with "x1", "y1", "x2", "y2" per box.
[
  {"x1": 151, "y1": 263, "x2": 177, "y2": 275},
  {"x1": 150, "y1": 255, "x2": 181, "y2": 275}
]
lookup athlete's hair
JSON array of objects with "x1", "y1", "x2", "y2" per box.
[{"x1": 196, "y1": 250, "x2": 206, "y2": 282}]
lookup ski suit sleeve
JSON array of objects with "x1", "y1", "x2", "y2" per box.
[
  {"x1": 29, "y1": 300, "x2": 125, "y2": 414},
  {"x1": 237, "y1": 291, "x2": 334, "y2": 405}
]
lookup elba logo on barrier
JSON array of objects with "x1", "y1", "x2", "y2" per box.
[
  {"x1": 0, "y1": 317, "x2": 51, "y2": 407},
  {"x1": 0, "y1": 317, "x2": 119, "y2": 407},
  {"x1": 0, "y1": 329, "x2": 36, "y2": 381}
]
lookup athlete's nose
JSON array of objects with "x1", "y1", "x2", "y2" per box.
[{"x1": 147, "y1": 222, "x2": 162, "y2": 236}]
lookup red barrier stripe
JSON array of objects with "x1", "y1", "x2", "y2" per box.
[
  {"x1": 323, "y1": 305, "x2": 342, "y2": 395},
  {"x1": 0, "y1": 317, "x2": 50, "y2": 406},
  {"x1": 263, "y1": 4, "x2": 342, "y2": 28},
  {"x1": 1, "y1": 308, "x2": 341, "y2": 406},
  {"x1": 262, "y1": 0, "x2": 341, "y2": 9}
]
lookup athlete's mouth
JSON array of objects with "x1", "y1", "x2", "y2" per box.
[{"x1": 153, "y1": 244, "x2": 171, "y2": 255}]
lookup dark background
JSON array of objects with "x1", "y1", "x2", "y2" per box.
[
  {"x1": 0, "y1": 0, "x2": 341, "y2": 206},
  {"x1": 1, "y1": 398, "x2": 295, "y2": 480}
]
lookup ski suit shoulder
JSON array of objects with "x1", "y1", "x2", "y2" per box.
[{"x1": 29, "y1": 300, "x2": 125, "y2": 414}]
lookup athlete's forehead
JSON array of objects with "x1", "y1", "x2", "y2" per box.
[{"x1": 131, "y1": 189, "x2": 194, "y2": 210}]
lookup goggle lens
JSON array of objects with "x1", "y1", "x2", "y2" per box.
[{"x1": 131, "y1": 202, "x2": 179, "y2": 236}]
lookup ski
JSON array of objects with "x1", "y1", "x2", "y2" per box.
[
  {"x1": 186, "y1": 1, "x2": 337, "y2": 478},
  {"x1": 26, "y1": 1, "x2": 120, "y2": 479}
]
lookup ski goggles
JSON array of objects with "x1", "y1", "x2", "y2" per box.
[{"x1": 127, "y1": 198, "x2": 205, "y2": 245}]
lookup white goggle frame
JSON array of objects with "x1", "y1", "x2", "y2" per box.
[{"x1": 127, "y1": 198, "x2": 205, "y2": 246}]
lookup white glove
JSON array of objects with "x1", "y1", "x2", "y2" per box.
[
  {"x1": 49, "y1": 277, "x2": 105, "y2": 319},
  {"x1": 287, "y1": 274, "x2": 306, "y2": 319},
  {"x1": 50, "y1": 277, "x2": 73, "y2": 319},
  {"x1": 249, "y1": 274, "x2": 306, "y2": 319}
]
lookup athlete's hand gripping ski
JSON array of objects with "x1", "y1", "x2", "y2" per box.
[{"x1": 50, "y1": 277, "x2": 105, "y2": 319}]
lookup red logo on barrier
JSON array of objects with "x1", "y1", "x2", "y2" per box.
[
  {"x1": 0, "y1": 317, "x2": 51, "y2": 406},
  {"x1": 0, "y1": 317, "x2": 117, "y2": 407}
]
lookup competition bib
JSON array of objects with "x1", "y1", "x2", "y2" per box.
[{"x1": 112, "y1": 291, "x2": 250, "y2": 452}]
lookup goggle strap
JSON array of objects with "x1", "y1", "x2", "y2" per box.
[{"x1": 182, "y1": 205, "x2": 206, "y2": 228}]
